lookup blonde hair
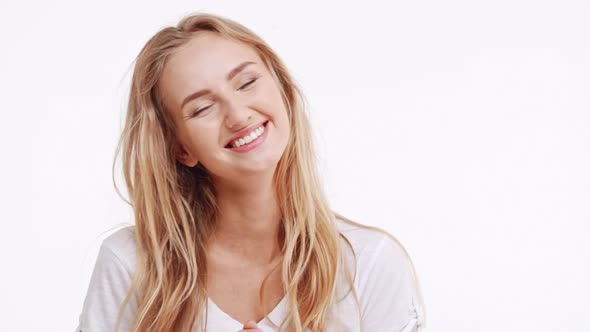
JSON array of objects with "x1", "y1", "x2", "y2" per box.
[{"x1": 114, "y1": 12, "x2": 422, "y2": 332}]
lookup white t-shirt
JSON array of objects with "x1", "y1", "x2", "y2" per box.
[{"x1": 76, "y1": 219, "x2": 425, "y2": 331}]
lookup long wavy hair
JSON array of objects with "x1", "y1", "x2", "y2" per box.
[{"x1": 113, "y1": 12, "x2": 422, "y2": 332}]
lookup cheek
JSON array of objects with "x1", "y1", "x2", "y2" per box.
[
  {"x1": 182, "y1": 122, "x2": 219, "y2": 158},
  {"x1": 253, "y1": 85, "x2": 289, "y2": 122}
]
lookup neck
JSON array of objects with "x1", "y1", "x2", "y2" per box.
[{"x1": 209, "y1": 173, "x2": 283, "y2": 265}]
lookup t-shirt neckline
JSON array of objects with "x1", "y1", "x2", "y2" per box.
[{"x1": 207, "y1": 295, "x2": 288, "y2": 327}]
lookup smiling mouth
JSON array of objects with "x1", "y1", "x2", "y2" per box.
[{"x1": 224, "y1": 120, "x2": 269, "y2": 149}]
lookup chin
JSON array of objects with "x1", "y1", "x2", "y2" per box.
[{"x1": 235, "y1": 156, "x2": 281, "y2": 175}]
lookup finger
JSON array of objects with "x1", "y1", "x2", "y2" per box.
[
  {"x1": 241, "y1": 319, "x2": 261, "y2": 331},
  {"x1": 242, "y1": 320, "x2": 259, "y2": 329}
]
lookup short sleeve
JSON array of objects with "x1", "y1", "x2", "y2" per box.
[
  {"x1": 358, "y1": 234, "x2": 426, "y2": 332},
  {"x1": 76, "y1": 242, "x2": 138, "y2": 332}
]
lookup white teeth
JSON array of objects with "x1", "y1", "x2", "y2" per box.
[{"x1": 231, "y1": 124, "x2": 265, "y2": 148}]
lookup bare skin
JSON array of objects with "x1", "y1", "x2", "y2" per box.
[
  {"x1": 159, "y1": 31, "x2": 291, "y2": 328},
  {"x1": 241, "y1": 319, "x2": 263, "y2": 332},
  {"x1": 206, "y1": 181, "x2": 285, "y2": 324}
]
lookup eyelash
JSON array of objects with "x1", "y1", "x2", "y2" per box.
[
  {"x1": 191, "y1": 77, "x2": 259, "y2": 117},
  {"x1": 238, "y1": 77, "x2": 258, "y2": 91}
]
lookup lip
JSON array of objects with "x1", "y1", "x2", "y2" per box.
[
  {"x1": 225, "y1": 121, "x2": 269, "y2": 153},
  {"x1": 224, "y1": 120, "x2": 269, "y2": 148}
]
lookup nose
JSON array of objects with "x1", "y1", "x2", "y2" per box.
[{"x1": 223, "y1": 97, "x2": 252, "y2": 131}]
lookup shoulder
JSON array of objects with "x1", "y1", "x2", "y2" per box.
[
  {"x1": 98, "y1": 225, "x2": 138, "y2": 274},
  {"x1": 334, "y1": 216, "x2": 426, "y2": 331},
  {"x1": 77, "y1": 226, "x2": 139, "y2": 331},
  {"x1": 335, "y1": 217, "x2": 409, "y2": 268}
]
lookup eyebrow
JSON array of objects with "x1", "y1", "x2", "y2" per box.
[{"x1": 180, "y1": 61, "x2": 256, "y2": 110}]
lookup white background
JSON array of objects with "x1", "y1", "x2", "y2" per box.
[{"x1": 0, "y1": 0, "x2": 588, "y2": 331}]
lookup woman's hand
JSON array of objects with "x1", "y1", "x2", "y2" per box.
[{"x1": 239, "y1": 319, "x2": 262, "y2": 332}]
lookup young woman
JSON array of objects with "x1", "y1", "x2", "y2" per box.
[{"x1": 77, "y1": 13, "x2": 425, "y2": 332}]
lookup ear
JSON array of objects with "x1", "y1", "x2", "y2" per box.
[{"x1": 177, "y1": 145, "x2": 199, "y2": 168}]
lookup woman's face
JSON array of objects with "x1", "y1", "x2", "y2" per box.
[{"x1": 159, "y1": 32, "x2": 291, "y2": 183}]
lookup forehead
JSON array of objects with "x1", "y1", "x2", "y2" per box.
[{"x1": 159, "y1": 32, "x2": 262, "y2": 110}]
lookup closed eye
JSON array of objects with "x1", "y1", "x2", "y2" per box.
[
  {"x1": 238, "y1": 77, "x2": 258, "y2": 91},
  {"x1": 191, "y1": 104, "x2": 213, "y2": 117}
]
